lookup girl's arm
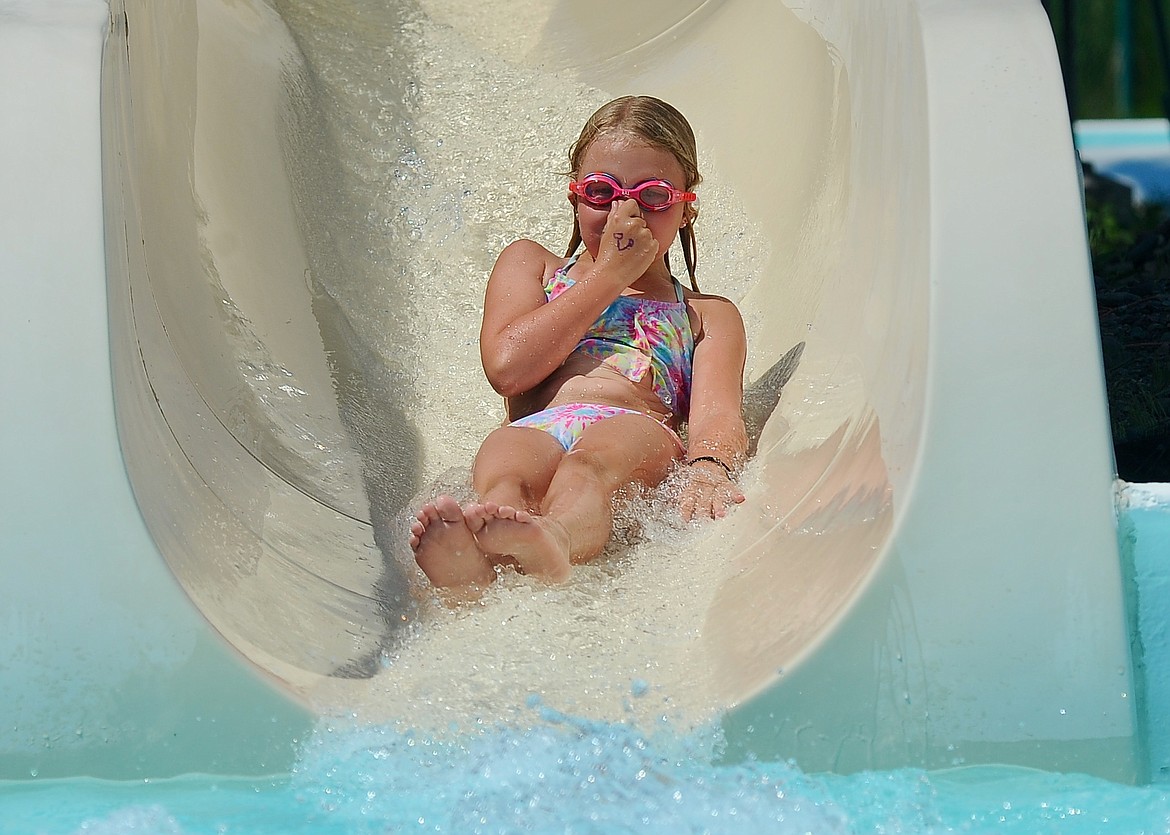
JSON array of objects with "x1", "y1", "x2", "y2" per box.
[
  {"x1": 481, "y1": 202, "x2": 658, "y2": 397},
  {"x1": 679, "y1": 295, "x2": 749, "y2": 521}
]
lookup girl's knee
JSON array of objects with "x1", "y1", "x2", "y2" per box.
[
  {"x1": 472, "y1": 428, "x2": 562, "y2": 500},
  {"x1": 560, "y1": 448, "x2": 626, "y2": 492},
  {"x1": 567, "y1": 427, "x2": 678, "y2": 489},
  {"x1": 473, "y1": 471, "x2": 534, "y2": 506}
]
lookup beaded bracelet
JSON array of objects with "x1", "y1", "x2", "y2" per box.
[{"x1": 685, "y1": 455, "x2": 736, "y2": 480}]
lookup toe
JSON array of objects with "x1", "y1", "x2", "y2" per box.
[
  {"x1": 464, "y1": 503, "x2": 489, "y2": 533},
  {"x1": 435, "y1": 494, "x2": 464, "y2": 522}
]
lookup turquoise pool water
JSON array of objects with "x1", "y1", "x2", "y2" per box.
[
  {"x1": 1074, "y1": 118, "x2": 1170, "y2": 202},
  {"x1": 1074, "y1": 119, "x2": 1170, "y2": 151},
  {"x1": 3, "y1": 711, "x2": 1169, "y2": 834}
]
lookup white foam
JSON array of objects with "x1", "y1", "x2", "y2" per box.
[{"x1": 1119, "y1": 481, "x2": 1170, "y2": 511}]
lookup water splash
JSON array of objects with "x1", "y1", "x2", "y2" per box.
[{"x1": 9, "y1": 717, "x2": 1170, "y2": 833}]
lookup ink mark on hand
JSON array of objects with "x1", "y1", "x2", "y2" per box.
[{"x1": 614, "y1": 232, "x2": 634, "y2": 252}]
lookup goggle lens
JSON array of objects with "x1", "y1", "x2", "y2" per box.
[
  {"x1": 635, "y1": 184, "x2": 672, "y2": 207},
  {"x1": 581, "y1": 179, "x2": 618, "y2": 204}
]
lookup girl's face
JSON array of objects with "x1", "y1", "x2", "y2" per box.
[{"x1": 573, "y1": 132, "x2": 690, "y2": 269}]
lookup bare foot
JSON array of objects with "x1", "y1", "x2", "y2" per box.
[
  {"x1": 465, "y1": 501, "x2": 572, "y2": 583},
  {"x1": 410, "y1": 495, "x2": 495, "y2": 589}
]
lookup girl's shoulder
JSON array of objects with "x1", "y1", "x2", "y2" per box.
[
  {"x1": 498, "y1": 237, "x2": 557, "y2": 259},
  {"x1": 681, "y1": 288, "x2": 745, "y2": 341},
  {"x1": 680, "y1": 287, "x2": 742, "y2": 314},
  {"x1": 494, "y1": 238, "x2": 567, "y2": 283}
]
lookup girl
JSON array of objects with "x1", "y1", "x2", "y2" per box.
[{"x1": 409, "y1": 96, "x2": 748, "y2": 592}]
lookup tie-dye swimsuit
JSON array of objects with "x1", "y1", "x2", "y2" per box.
[{"x1": 509, "y1": 253, "x2": 694, "y2": 451}]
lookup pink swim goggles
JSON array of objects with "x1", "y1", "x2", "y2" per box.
[{"x1": 569, "y1": 172, "x2": 696, "y2": 213}]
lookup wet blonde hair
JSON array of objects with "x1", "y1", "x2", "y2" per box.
[{"x1": 565, "y1": 96, "x2": 702, "y2": 290}]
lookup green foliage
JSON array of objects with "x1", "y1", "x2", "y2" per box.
[
  {"x1": 1086, "y1": 197, "x2": 1167, "y2": 268},
  {"x1": 1087, "y1": 199, "x2": 1133, "y2": 255},
  {"x1": 1045, "y1": 0, "x2": 1169, "y2": 119}
]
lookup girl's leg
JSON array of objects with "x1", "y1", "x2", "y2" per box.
[
  {"x1": 466, "y1": 415, "x2": 679, "y2": 580},
  {"x1": 411, "y1": 426, "x2": 562, "y2": 591},
  {"x1": 471, "y1": 425, "x2": 565, "y2": 512}
]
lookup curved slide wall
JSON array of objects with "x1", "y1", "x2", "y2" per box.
[{"x1": 1, "y1": 0, "x2": 1140, "y2": 780}]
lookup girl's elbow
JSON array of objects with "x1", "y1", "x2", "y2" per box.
[
  {"x1": 490, "y1": 377, "x2": 528, "y2": 398},
  {"x1": 483, "y1": 363, "x2": 529, "y2": 398},
  {"x1": 483, "y1": 341, "x2": 556, "y2": 396}
]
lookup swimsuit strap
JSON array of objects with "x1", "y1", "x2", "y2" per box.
[
  {"x1": 544, "y1": 252, "x2": 582, "y2": 299},
  {"x1": 560, "y1": 251, "x2": 583, "y2": 275}
]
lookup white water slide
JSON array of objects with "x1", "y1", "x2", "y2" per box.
[{"x1": 3, "y1": 0, "x2": 1139, "y2": 781}]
